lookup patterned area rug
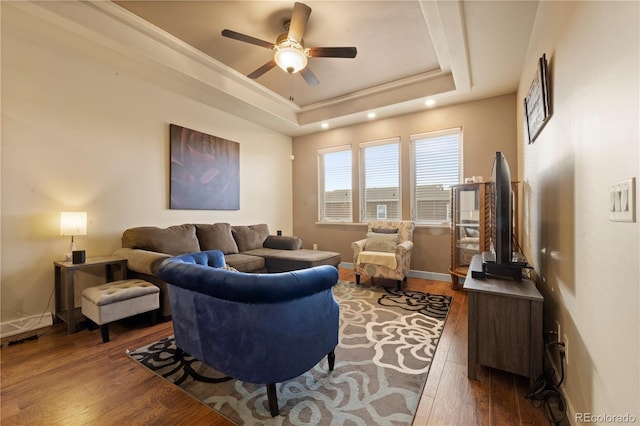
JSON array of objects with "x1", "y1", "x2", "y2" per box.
[{"x1": 127, "y1": 281, "x2": 452, "y2": 425}]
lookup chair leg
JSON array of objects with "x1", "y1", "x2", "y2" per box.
[
  {"x1": 396, "y1": 280, "x2": 402, "y2": 291},
  {"x1": 148, "y1": 309, "x2": 158, "y2": 327},
  {"x1": 86, "y1": 319, "x2": 99, "y2": 330},
  {"x1": 267, "y1": 383, "x2": 279, "y2": 417},
  {"x1": 174, "y1": 346, "x2": 184, "y2": 361},
  {"x1": 328, "y1": 349, "x2": 336, "y2": 371},
  {"x1": 355, "y1": 274, "x2": 360, "y2": 284},
  {"x1": 100, "y1": 324, "x2": 110, "y2": 343}
]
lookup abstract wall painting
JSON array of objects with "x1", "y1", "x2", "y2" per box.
[{"x1": 170, "y1": 124, "x2": 240, "y2": 210}]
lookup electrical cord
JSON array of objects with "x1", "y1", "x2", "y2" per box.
[
  {"x1": 4, "y1": 286, "x2": 55, "y2": 347},
  {"x1": 526, "y1": 341, "x2": 567, "y2": 424}
]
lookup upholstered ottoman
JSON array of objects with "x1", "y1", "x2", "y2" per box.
[{"x1": 81, "y1": 279, "x2": 159, "y2": 343}]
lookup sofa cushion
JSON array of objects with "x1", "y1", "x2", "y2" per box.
[
  {"x1": 224, "y1": 253, "x2": 266, "y2": 273},
  {"x1": 122, "y1": 224, "x2": 200, "y2": 256},
  {"x1": 232, "y1": 224, "x2": 269, "y2": 252},
  {"x1": 195, "y1": 223, "x2": 239, "y2": 254},
  {"x1": 244, "y1": 248, "x2": 341, "y2": 272}
]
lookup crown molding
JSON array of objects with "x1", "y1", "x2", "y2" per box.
[
  {"x1": 8, "y1": 1, "x2": 303, "y2": 133},
  {"x1": 7, "y1": 0, "x2": 471, "y2": 136}
]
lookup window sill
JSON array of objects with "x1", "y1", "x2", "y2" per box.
[
  {"x1": 315, "y1": 222, "x2": 365, "y2": 226},
  {"x1": 415, "y1": 222, "x2": 451, "y2": 229},
  {"x1": 315, "y1": 221, "x2": 451, "y2": 228}
]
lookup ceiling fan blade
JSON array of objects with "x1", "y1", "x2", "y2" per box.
[
  {"x1": 222, "y1": 29, "x2": 275, "y2": 50},
  {"x1": 300, "y1": 67, "x2": 319, "y2": 87},
  {"x1": 307, "y1": 47, "x2": 358, "y2": 58},
  {"x1": 247, "y1": 60, "x2": 277, "y2": 79},
  {"x1": 288, "y1": 2, "x2": 312, "y2": 42}
]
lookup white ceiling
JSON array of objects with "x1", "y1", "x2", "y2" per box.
[
  {"x1": 116, "y1": 1, "x2": 444, "y2": 107},
  {"x1": 94, "y1": 1, "x2": 538, "y2": 135}
]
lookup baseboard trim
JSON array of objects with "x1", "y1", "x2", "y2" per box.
[
  {"x1": 1, "y1": 313, "x2": 53, "y2": 339},
  {"x1": 339, "y1": 262, "x2": 450, "y2": 283},
  {"x1": 408, "y1": 270, "x2": 451, "y2": 282}
]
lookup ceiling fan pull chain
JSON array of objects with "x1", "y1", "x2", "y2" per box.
[{"x1": 289, "y1": 73, "x2": 295, "y2": 102}]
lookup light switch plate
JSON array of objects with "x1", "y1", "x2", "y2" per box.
[{"x1": 609, "y1": 177, "x2": 636, "y2": 222}]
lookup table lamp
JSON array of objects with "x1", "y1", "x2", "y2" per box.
[{"x1": 60, "y1": 212, "x2": 87, "y2": 262}]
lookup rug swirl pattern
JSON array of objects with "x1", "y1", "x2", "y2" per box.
[{"x1": 127, "y1": 281, "x2": 452, "y2": 425}]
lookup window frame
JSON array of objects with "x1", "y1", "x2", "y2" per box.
[
  {"x1": 317, "y1": 145, "x2": 353, "y2": 223},
  {"x1": 358, "y1": 137, "x2": 402, "y2": 222}
]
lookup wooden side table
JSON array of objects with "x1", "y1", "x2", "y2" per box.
[
  {"x1": 464, "y1": 254, "x2": 543, "y2": 385},
  {"x1": 53, "y1": 256, "x2": 128, "y2": 334}
]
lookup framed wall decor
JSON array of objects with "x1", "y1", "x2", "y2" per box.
[
  {"x1": 524, "y1": 53, "x2": 551, "y2": 144},
  {"x1": 170, "y1": 124, "x2": 240, "y2": 210}
]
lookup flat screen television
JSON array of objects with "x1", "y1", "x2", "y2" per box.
[
  {"x1": 481, "y1": 151, "x2": 527, "y2": 281},
  {"x1": 493, "y1": 151, "x2": 512, "y2": 265}
]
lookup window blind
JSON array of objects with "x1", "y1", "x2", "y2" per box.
[
  {"x1": 359, "y1": 138, "x2": 400, "y2": 221},
  {"x1": 411, "y1": 128, "x2": 462, "y2": 224}
]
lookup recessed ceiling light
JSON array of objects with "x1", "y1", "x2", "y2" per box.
[
  {"x1": 367, "y1": 112, "x2": 376, "y2": 119},
  {"x1": 321, "y1": 122, "x2": 329, "y2": 129},
  {"x1": 425, "y1": 99, "x2": 436, "y2": 107}
]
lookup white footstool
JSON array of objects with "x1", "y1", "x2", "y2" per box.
[{"x1": 81, "y1": 279, "x2": 159, "y2": 343}]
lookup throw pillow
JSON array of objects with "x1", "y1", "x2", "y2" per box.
[
  {"x1": 221, "y1": 264, "x2": 239, "y2": 272},
  {"x1": 371, "y1": 227, "x2": 399, "y2": 234},
  {"x1": 232, "y1": 224, "x2": 270, "y2": 252},
  {"x1": 263, "y1": 235, "x2": 303, "y2": 250},
  {"x1": 465, "y1": 227, "x2": 480, "y2": 238},
  {"x1": 195, "y1": 223, "x2": 239, "y2": 254},
  {"x1": 364, "y1": 232, "x2": 398, "y2": 252}
]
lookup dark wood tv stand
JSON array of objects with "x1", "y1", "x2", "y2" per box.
[{"x1": 464, "y1": 254, "x2": 543, "y2": 385}]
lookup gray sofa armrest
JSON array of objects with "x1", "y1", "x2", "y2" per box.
[
  {"x1": 114, "y1": 247, "x2": 171, "y2": 276},
  {"x1": 263, "y1": 235, "x2": 303, "y2": 250}
]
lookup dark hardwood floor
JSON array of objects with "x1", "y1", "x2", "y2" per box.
[{"x1": 1, "y1": 269, "x2": 550, "y2": 425}]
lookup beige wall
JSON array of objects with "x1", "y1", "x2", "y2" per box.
[
  {"x1": 292, "y1": 93, "x2": 517, "y2": 277},
  {"x1": 1, "y1": 4, "x2": 293, "y2": 324},
  {"x1": 517, "y1": 1, "x2": 639, "y2": 419}
]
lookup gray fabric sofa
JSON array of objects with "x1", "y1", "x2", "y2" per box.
[{"x1": 114, "y1": 223, "x2": 341, "y2": 318}]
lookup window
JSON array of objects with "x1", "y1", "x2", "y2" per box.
[
  {"x1": 410, "y1": 128, "x2": 462, "y2": 224},
  {"x1": 360, "y1": 138, "x2": 400, "y2": 221},
  {"x1": 318, "y1": 146, "x2": 352, "y2": 222}
]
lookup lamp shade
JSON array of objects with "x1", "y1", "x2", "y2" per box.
[
  {"x1": 60, "y1": 212, "x2": 87, "y2": 236},
  {"x1": 274, "y1": 46, "x2": 308, "y2": 74}
]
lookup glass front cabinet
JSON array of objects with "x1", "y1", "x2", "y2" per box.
[
  {"x1": 449, "y1": 183, "x2": 491, "y2": 288},
  {"x1": 449, "y1": 182, "x2": 519, "y2": 288}
]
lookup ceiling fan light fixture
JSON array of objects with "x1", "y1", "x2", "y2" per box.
[
  {"x1": 221, "y1": 2, "x2": 356, "y2": 85},
  {"x1": 275, "y1": 46, "x2": 308, "y2": 74}
]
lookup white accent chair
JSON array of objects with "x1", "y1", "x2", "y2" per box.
[{"x1": 352, "y1": 220, "x2": 415, "y2": 290}]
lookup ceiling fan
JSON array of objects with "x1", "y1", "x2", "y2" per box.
[{"x1": 221, "y1": 2, "x2": 357, "y2": 87}]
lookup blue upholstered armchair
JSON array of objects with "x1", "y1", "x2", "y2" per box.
[{"x1": 157, "y1": 250, "x2": 340, "y2": 416}]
